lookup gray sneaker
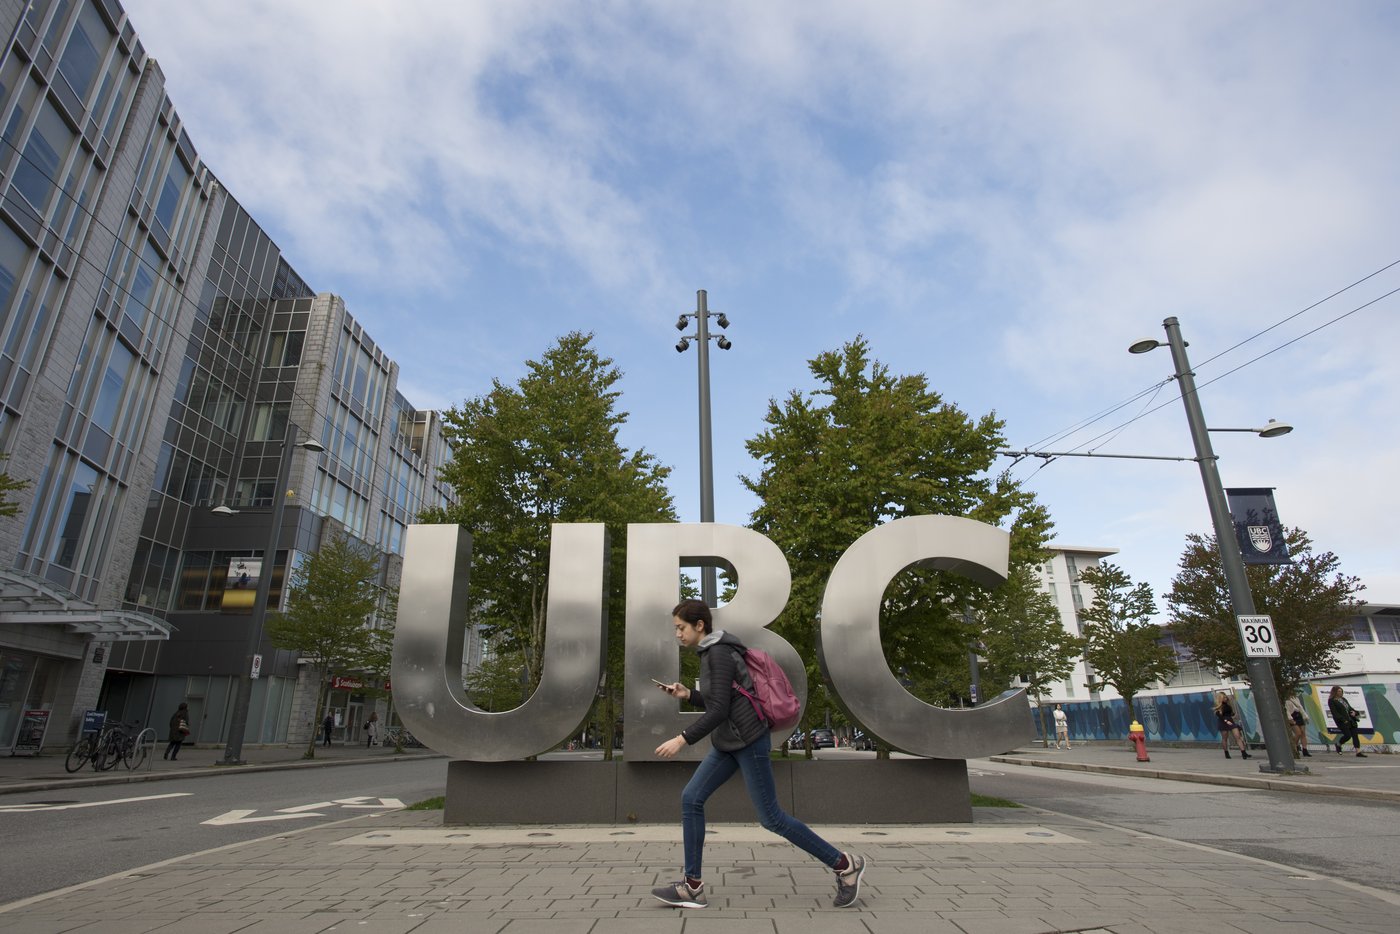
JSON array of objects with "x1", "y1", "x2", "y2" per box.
[
  {"x1": 652, "y1": 880, "x2": 707, "y2": 908},
  {"x1": 833, "y1": 852, "x2": 866, "y2": 908}
]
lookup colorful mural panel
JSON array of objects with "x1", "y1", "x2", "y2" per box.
[{"x1": 1033, "y1": 683, "x2": 1400, "y2": 749}]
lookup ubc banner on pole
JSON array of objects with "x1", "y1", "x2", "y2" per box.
[{"x1": 1225, "y1": 487, "x2": 1291, "y2": 565}]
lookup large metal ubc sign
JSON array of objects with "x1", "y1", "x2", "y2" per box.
[{"x1": 391, "y1": 515, "x2": 1031, "y2": 762}]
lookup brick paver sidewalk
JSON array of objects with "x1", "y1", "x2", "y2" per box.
[{"x1": 2, "y1": 806, "x2": 1395, "y2": 932}]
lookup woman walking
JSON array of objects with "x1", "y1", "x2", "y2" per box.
[
  {"x1": 164, "y1": 702, "x2": 190, "y2": 760},
  {"x1": 651, "y1": 599, "x2": 867, "y2": 910},
  {"x1": 1212, "y1": 691, "x2": 1251, "y2": 759},
  {"x1": 365, "y1": 711, "x2": 380, "y2": 747},
  {"x1": 1284, "y1": 695, "x2": 1312, "y2": 758},
  {"x1": 1327, "y1": 686, "x2": 1366, "y2": 757}
]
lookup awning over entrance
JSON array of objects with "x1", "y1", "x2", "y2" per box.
[{"x1": 0, "y1": 568, "x2": 172, "y2": 641}]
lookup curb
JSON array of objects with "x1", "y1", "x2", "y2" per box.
[
  {"x1": 0, "y1": 750, "x2": 445, "y2": 796},
  {"x1": 989, "y1": 754, "x2": 1400, "y2": 803}
]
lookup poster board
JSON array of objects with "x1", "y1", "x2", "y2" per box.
[{"x1": 12, "y1": 709, "x2": 50, "y2": 755}]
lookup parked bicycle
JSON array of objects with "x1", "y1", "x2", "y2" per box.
[
  {"x1": 63, "y1": 721, "x2": 156, "y2": 772},
  {"x1": 385, "y1": 726, "x2": 424, "y2": 748}
]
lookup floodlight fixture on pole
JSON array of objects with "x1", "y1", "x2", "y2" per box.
[
  {"x1": 212, "y1": 423, "x2": 322, "y2": 765},
  {"x1": 1130, "y1": 316, "x2": 1301, "y2": 775},
  {"x1": 673, "y1": 289, "x2": 732, "y2": 607}
]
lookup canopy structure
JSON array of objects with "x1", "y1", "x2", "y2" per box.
[{"x1": 0, "y1": 568, "x2": 172, "y2": 641}]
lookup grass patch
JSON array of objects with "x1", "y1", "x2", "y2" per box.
[
  {"x1": 970, "y1": 793, "x2": 1021, "y2": 808},
  {"x1": 405, "y1": 795, "x2": 445, "y2": 810}
]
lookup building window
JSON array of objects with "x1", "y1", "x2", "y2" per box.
[
  {"x1": 11, "y1": 101, "x2": 73, "y2": 214},
  {"x1": 51, "y1": 461, "x2": 98, "y2": 569},
  {"x1": 1374, "y1": 617, "x2": 1400, "y2": 644},
  {"x1": 1347, "y1": 618, "x2": 1373, "y2": 643},
  {"x1": 153, "y1": 162, "x2": 190, "y2": 235},
  {"x1": 56, "y1": 0, "x2": 108, "y2": 104},
  {"x1": 250, "y1": 402, "x2": 289, "y2": 442},
  {"x1": 122, "y1": 241, "x2": 161, "y2": 332},
  {"x1": 90, "y1": 343, "x2": 134, "y2": 433}
]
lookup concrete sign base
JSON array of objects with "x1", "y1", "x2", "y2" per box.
[{"x1": 443, "y1": 757, "x2": 972, "y2": 824}]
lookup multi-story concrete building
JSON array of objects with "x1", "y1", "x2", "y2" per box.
[{"x1": 0, "y1": 0, "x2": 451, "y2": 754}]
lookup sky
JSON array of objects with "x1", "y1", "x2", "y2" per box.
[{"x1": 123, "y1": 1, "x2": 1400, "y2": 610}]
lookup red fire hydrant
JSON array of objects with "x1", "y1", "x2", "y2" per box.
[{"x1": 1128, "y1": 720, "x2": 1150, "y2": 762}]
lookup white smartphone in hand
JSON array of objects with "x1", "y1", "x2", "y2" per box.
[{"x1": 651, "y1": 679, "x2": 669, "y2": 689}]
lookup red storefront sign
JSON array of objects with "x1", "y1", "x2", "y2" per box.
[{"x1": 331, "y1": 676, "x2": 364, "y2": 690}]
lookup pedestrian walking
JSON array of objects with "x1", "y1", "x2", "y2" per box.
[
  {"x1": 164, "y1": 702, "x2": 191, "y2": 760},
  {"x1": 651, "y1": 599, "x2": 867, "y2": 910},
  {"x1": 322, "y1": 710, "x2": 335, "y2": 747},
  {"x1": 1284, "y1": 695, "x2": 1312, "y2": 758},
  {"x1": 1327, "y1": 686, "x2": 1366, "y2": 757},
  {"x1": 365, "y1": 711, "x2": 379, "y2": 747},
  {"x1": 1213, "y1": 691, "x2": 1251, "y2": 759},
  {"x1": 1052, "y1": 704, "x2": 1070, "y2": 749}
]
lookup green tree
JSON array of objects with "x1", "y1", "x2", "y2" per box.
[
  {"x1": 742, "y1": 337, "x2": 1054, "y2": 757},
  {"x1": 975, "y1": 566, "x2": 1084, "y2": 746},
  {"x1": 463, "y1": 649, "x2": 533, "y2": 713},
  {"x1": 265, "y1": 532, "x2": 381, "y2": 759},
  {"x1": 1165, "y1": 528, "x2": 1364, "y2": 698},
  {"x1": 1077, "y1": 562, "x2": 1178, "y2": 723},
  {"x1": 357, "y1": 588, "x2": 400, "y2": 749},
  {"x1": 0, "y1": 456, "x2": 27, "y2": 518},
  {"x1": 424, "y1": 332, "x2": 675, "y2": 759}
]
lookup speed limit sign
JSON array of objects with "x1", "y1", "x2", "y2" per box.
[{"x1": 1236, "y1": 615, "x2": 1281, "y2": 658}]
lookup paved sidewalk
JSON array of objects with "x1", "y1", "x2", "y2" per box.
[
  {"x1": 0, "y1": 739, "x2": 442, "y2": 795},
  {"x1": 1, "y1": 802, "x2": 1395, "y2": 932},
  {"x1": 991, "y1": 740, "x2": 1399, "y2": 803},
  {"x1": 2, "y1": 742, "x2": 1398, "y2": 931}
]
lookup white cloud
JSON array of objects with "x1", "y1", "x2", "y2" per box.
[{"x1": 123, "y1": 0, "x2": 1400, "y2": 602}]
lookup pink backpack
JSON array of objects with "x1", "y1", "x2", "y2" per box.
[{"x1": 732, "y1": 647, "x2": 801, "y2": 731}]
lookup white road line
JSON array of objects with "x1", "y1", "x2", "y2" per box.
[{"x1": 0, "y1": 792, "x2": 191, "y2": 813}]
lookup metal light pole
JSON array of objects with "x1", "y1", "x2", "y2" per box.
[
  {"x1": 215, "y1": 423, "x2": 321, "y2": 765},
  {"x1": 674, "y1": 289, "x2": 732, "y2": 606},
  {"x1": 1135, "y1": 316, "x2": 1300, "y2": 774}
]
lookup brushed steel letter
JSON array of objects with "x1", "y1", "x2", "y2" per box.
[
  {"x1": 818, "y1": 515, "x2": 1030, "y2": 758},
  {"x1": 391, "y1": 523, "x2": 607, "y2": 761},
  {"x1": 625, "y1": 523, "x2": 802, "y2": 760}
]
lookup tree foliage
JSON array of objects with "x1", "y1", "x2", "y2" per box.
[
  {"x1": 1165, "y1": 528, "x2": 1364, "y2": 697},
  {"x1": 1076, "y1": 562, "x2": 1178, "y2": 721},
  {"x1": 265, "y1": 532, "x2": 382, "y2": 758},
  {"x1": 0, "y1": 456, "x2": 27, "y2": 518},
  {"x1": 975, "y1": 566, "x2": 1084, "y2": 743},
  {"x1": 424, "y1": 332, "x2": 675, "y2": 757},
  {"x1": 463, "y1": 649, "x2": 532, "y2": 713},
  {"x1": 742, "y1": 337, "x2": 1054, "y2": 755},
  {"x1": 357, "y1": 589, "x2": 400, "y2": 748}
]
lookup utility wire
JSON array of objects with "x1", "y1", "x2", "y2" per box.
[{"x1": 1005, "y1": 264, "x2": 1400, "y2": 468}]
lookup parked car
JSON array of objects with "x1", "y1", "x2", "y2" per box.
[
  {"x1": 808, "y1": 728, "x2": 835, "y2": 748},
  {"x1": 851, "y1": 730, "x2": 873, "y2": 750}
]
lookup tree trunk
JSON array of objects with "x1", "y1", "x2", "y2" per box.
[
  {"x1": 601, "y1": 692, "x2": 617, "y2": 762},
  {"x1": 305, "y1": 669, "x2": 329, "y2": 759}
]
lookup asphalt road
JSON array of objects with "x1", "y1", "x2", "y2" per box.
[
  {"x1": 0, "y1": 757, "x2": 449, "y2": 904},
  {"x1": 967, "y1": 759, "x2": 1400, "y2": 895}
]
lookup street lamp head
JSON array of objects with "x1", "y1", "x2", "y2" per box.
[
  {"x1": 1128, "y1": 338, "x2": 1164, "y2": 354},
  {"x1": 211, "y1": 504, "x2": 239, "y2": 516},
  {"x1": 716, "y1": 336, "x2": 732, "y2": 350},
  {"x1": 675, "y1": 338, "x2": 690, "y2": 353},
  {"x1": 298, "y1": 438, "x2": 326, "y2": 453},
  {"x1": 675, "y1": 316, "x2": 688, "y2": 331},
  {"x1": 1257, "y1": 419, "x2": 1293, "y2": 439},
  {"x1": 716, "y1": 313, "x2": 730, "y2": 329}
]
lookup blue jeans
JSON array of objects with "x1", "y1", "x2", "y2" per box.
[{"x1": 681, "y1": 731, "x2": 841, "y2": 879}]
